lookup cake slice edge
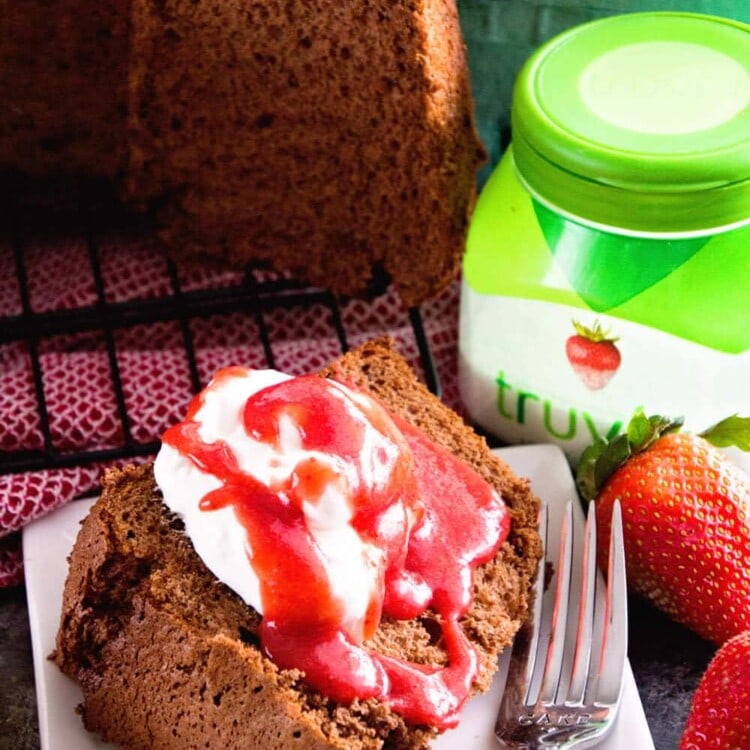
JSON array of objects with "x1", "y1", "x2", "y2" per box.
[{"x1": 54, "y1": 338, "x2": 542, "y2": 750}]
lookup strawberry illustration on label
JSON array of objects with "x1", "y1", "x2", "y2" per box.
[{"x1": 565, "y1": 320, "x2": 621, "y2": 390}]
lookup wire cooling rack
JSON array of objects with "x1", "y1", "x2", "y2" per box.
[{"x1": 0, "y1": 181, "x2": 440, "y2": 476}]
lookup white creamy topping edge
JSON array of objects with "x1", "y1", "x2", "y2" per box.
[{"x1": 153, "y1": 368, "x2": 402, "y2": 642}]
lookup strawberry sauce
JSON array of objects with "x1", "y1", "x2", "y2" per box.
[{"x1": 162, "y1": 371, "x2": 510, "y2": 729}]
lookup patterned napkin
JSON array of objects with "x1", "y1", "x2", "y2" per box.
[{"x1": 0, "y1": 230, "x2": 463, "y2": 586}]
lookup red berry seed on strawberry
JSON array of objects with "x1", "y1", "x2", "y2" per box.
[
  {"x1": 577, "y1": 411, "x2": 750, "y2": 646},
  {"x1": 680, "y1": 629, "x2": 750, "y2": 749},
  {"x1": 565, "y1": 320, "x2": 621, "y2": 391}
]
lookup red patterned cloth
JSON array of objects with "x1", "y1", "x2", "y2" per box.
[{"x1": 0, "y1": 230, "x2": 463, "y2": 586}]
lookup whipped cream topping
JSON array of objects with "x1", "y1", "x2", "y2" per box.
[
  {"x1": 154, "y1": 367, "x2": 411, "y2": 641},
  {"x1": 154, "y1": 364, "x2": 511, "y2": 728}
]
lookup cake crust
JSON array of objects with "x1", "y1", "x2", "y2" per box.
[{"x1": 55, "y1": 339, "x2": 541, "y2": 749}]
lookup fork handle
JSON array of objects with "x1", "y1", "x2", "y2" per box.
[{"x1": 495, "y1": 703, "x2": 614, "y2": 748}]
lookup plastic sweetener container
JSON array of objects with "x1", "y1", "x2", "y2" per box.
[{"x1": 459, "y1": 12, "x2": 750, "y2": 462}]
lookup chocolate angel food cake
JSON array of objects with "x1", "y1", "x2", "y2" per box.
[
  {"x1": 54, "y1": 339, "x2": 542, "y2": 749},
  {"x1": 1, "y1": 0, "x2": 486, "y2": 304}
]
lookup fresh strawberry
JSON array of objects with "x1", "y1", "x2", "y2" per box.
[
  {"x1": 577, "y1": 411, "x2": 750, "y2": 645},
  {"x1": 680, "y1": 629, "x2": 750, "y2": 749},
  {"x1": 565, "y1": 320, "x2": 621, "y2": 391}
]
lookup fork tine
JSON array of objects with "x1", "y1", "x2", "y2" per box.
[
  {"x1": 595, "y1": 499, "x2": 628, "y2": 706},
  {"x1": 566, "y1": 501, "x2": 598, "y2": 704},
  {"x1": 494, "y1": 503, "x2": 549, "y2": 713},
  {"x1": 517, "y1": 503, "x2": 550, "y2": 702},
  {"x1": 537, "y1": 501, "x2": 574, "y2": 704}
]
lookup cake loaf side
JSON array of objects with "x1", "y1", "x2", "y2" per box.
[{"x1": 0, "y1": 0, "x2": 485, "y2": 304}]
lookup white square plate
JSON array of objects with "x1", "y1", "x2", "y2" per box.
[{"x1": 24, "y1": 444, "x2": 654, "y2": 749}]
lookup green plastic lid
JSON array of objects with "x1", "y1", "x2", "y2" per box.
[{"x1": 512, "y1": 12, "x2": 750, "y2": 233}]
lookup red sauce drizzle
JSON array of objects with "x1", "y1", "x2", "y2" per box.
[{"x1": 162, "y1": 371, "x2": 510, "y2": 729}]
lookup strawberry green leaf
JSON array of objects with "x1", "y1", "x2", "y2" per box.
[
  {"x1": 595, "y1": 434, "x2": 632, "y2": 490},
  {"x1": 576, "y1": 440, "x2": 606, "y2": 502},
  {"x1": 576, "y1": 435, "x2": 632, "y2": 502},
  {"x1": 571, "y1": 319, "x2": 619, "y2": 343},
  {"x1": 626, "y1": 411, "x2": 683, "y2": 455},
  {"x1": 626, "y1": 409, "x2": 652, "y2": 447},
  {"x1": 700, "y1": 415, "x2": 750, "y2": 452}
]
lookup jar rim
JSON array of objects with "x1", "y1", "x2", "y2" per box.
[{"x1": 512, "y1": 12, "x2": 750, "y2": 233}]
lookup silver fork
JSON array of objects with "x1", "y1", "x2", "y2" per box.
[{"x1": 495, "y1": 500, "x2": 627, "y2": 749}]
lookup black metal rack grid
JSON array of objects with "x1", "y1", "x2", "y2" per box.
[{"x1": 0, "y1": 196, "x2": 439, "y2": 476}]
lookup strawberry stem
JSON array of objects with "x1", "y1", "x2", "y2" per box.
[
  {"x1": 571, "y1": 319, "x2": 619, "y2": 344},
  {"x1": 576, "y1": 408, "x2": 682, "y2": 502},
  {"x1": 625, "y1": 410, "x2": 683, "y2": 454},
  {"x1": 577, "y1": 409, "x2": 750, "y2": 502}
]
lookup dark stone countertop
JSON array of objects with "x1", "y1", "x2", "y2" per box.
[
  {"x1": 626, "y1": 596, "x2": 714, "y2": 748},
  {"x1": 0, "y1": 582, "x2": 715, "y2": 750},
  {"x1": 0, "y1": 587, "x2": 40, "y2": 750}
]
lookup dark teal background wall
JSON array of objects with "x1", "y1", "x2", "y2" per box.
[{"x1": 457, "y1": 0, "x2": 750, "y2": 181}]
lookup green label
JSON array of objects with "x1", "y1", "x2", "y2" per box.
[
  {"x1": 463, "y1": 152, "x2": 750, "y2": 354},
  {"x1": 534, "y1": 200, "x2": 710, "y2": 311}
]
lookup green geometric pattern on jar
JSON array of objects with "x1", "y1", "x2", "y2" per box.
[
  {"x1": 532, "y1": 200, "x2": 711, "y2": 311},
  {"x1": 463, "y1": 155, "x2": 750, "y2": 354}
]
